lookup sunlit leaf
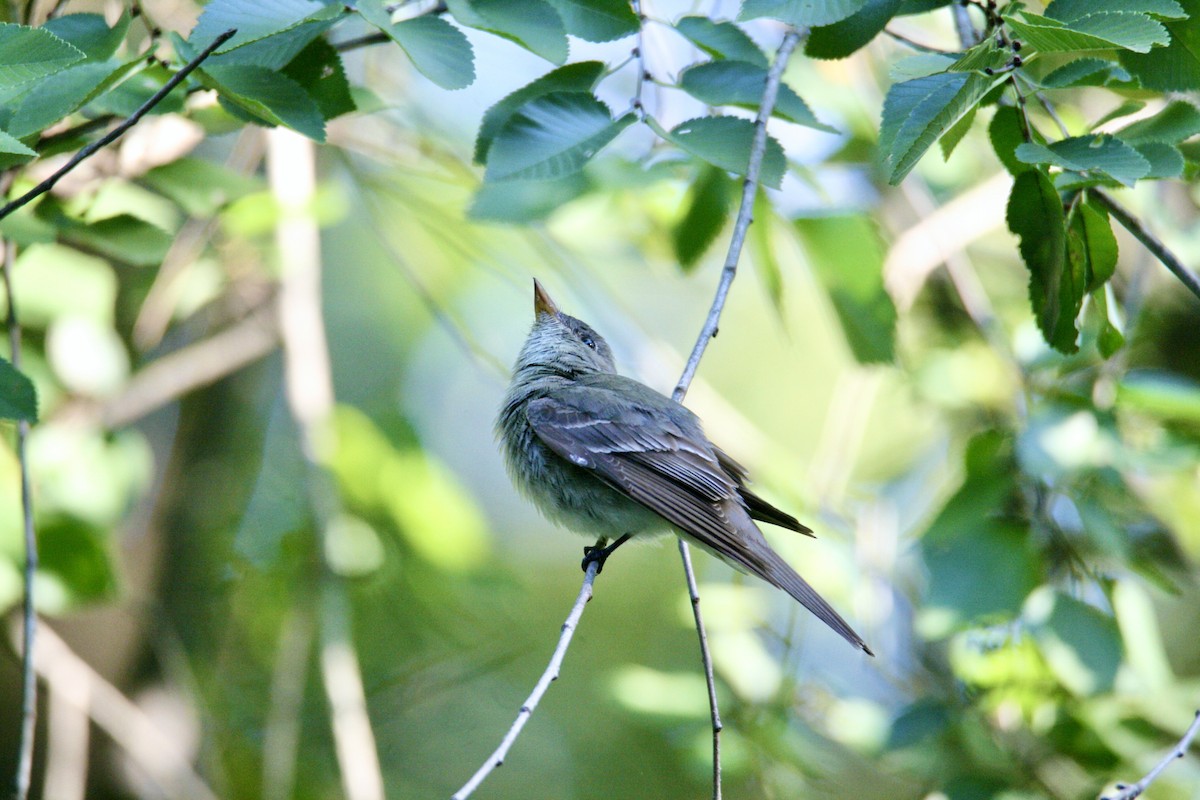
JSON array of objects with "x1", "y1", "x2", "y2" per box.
[
  {"x1": 675, "y1": 16, "x2": 768, "y2": 67},
  {"x1": 446, "y1": 0, "x2": 568, "y2": 64},
  {"x1": 0, "y1": 23, "x2": 85, "y2": 88},
  {"x1": 1119, "y1": 0, "x2": 1200, "y2": 90},
  {"x1": 658, "y1": 115, "x2": 786, "y2": 189},
  {"x1": 739, "y1": 0, "x2": 868, "y2": 27},
  {"x1": 806, "y1": 0, "x2": 903, "y2": 60},
  {"x1": 357, "y1": 2, "x2": 476, "y2": 90},
  {"x1": 1015, "y1": 135, "x2": 1151, "y2": 187},
  {"x1": 485, "y1": 92, "x2": 633, "y2": 181},
  {"x1": 1007, "y1": 169, "x2": 1079, "y2": 353},
  {"x1": 475, "y1": 61, "x2": 605, "y2": 163},
  {"x1": 545, "y1": 0, "x2": 638, "y2": 42},
  {"x1": 678, "y1": 61, "x2": 837, "y2": 132}
]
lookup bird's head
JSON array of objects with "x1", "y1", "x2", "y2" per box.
[{"x1": 515, "y1": 279, "x2": 616, "y2": 377}]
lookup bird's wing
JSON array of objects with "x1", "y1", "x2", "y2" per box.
[{"x1": 526, "y1": 380, "x2": 870, "y2": 655}]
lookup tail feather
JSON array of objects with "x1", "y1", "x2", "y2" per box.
[{"x1": 741, "y1": 489, "x2": 815, "y2": 537}]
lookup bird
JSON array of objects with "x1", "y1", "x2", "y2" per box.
[{"x1": 496, "y1": 279, "x2": 872, "y2": 655}]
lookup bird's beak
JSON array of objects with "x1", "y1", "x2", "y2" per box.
[{"x1": 533, "y1": 278, "x2": 559, "y2": 318}]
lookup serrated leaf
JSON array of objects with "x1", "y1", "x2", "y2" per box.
[
  {"x1": 190, "y1": 0, "x2": 342, "y2": 52},
  {"x1": 939, "y1": 103, "x2": 976, "y2": 160},
  {"x1": 0, "y1": 356, "x2": 38, "y2": 422},
  {"x1": 1004, "y1": 10, "x2": 1168, "y2": 54},
  {"x1": 475, "y1": 62, "x2": 605, "y2": 163},
  {"x1": 1119, "y1": 0, "x2": 1200, "y2": 91},
  {"x1": 0, "y1": 23, "x2": 86, "y2": 89},
  {"x1": 880, "y1": 71, "x2": 1001, "y2": 184},
  {"x1": 7, "y1": 59, "x2": 137, "y2": 137},
  {"x1": 447, "y1": 0, "x2": 568, "y2": 64},
  {"x1": 0, "y1": 128, "x2": 36, "y2": 157},
  {"x1": 1090, "y1": 100, "x2": 1147, "y2": 131},
  {"x1": 545, "y1": 0, "x2": 638, "y2": 42},
  {"x1": 202, "y1": 64, "x2": 326, "y2": 141},
  {"x1": 1039, "y1": 57, "x2": 1132, "y2": 88},
  {"x1": 673, "y1": 165, "x2": 733, "y2": 269},
  {"x1": 1134, "y1": 141, "x2": 1185, "y2": 177},
  {"x1": 1068, "y1": 199, "x2": 1118, "y2": 292},
  {"x1": 469, "y1": 172, "x2": 589, "y2": 221},
  {"x1": 485, "y1": 92, "x2": 632, "y2": 181},
  {"x1": 42, "y1": 13, "x2": 130, "y2": 61},
  {"x1": 889, "y1": 53, "x2": 957, "y2": 81},
  {"x1": 202, "y1": 16, "x2": 336, "y2": 70},
  {"x1": 1006, "y1": 169, "x2": 1079, "y2": 353},
  {"x1": 678, "y1": 61, "x2": 837, "y2": 132},
  {"x1": 357, "y1": 2, "x2": 475, "y2": 90},
  {"x1": 1015, "y1": 135, "x2": 1151, "y2": 186},
  {"x1": 1045, "y1": 0, "x2": 1185, "y2": 22},
  {"x1": 739, "y1": 0, "x2": 868, "y2": 26},
  {"x1": 1118, "y1": 100, "x2": 1200, "y2": 144},
  {"x1": 806, "y1": 0, "x2": 903, "y2": 60},
  {"x1": 659, "y1": 115, "x2": 787, "y2": 189},
  {"x1": 675, "y1": 16, "x2": 768, "y2": 67},
  {"x1": 795, "y1": 215, "x2": 896, "y2": 363}
]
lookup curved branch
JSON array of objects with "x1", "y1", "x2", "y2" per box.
[
  {"x1": 1102, "y1": 711, "x2": 1200, "y2": 800},
  {"x1": 451, "y1": 563, "x2": 599, "y2": 800}
]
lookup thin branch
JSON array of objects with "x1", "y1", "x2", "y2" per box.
[
  {"x1": 334, "y1": 31, "x2": 389, "y2": 52},
  {"x1": 669, "y1": 28, "x2": 803, "y2": 800},
  {"x1": 1091, "y1": 190, "x2": 1200, "y2": 303},
  {"x1": 1102, "y1": 711, "x2": 1200, "y2": 800},
  {"x1": 630, "y1": 0, "x2": 648, "y2": 118},
  {"x1": 4, "y1": 238, "x2": 38, "y2": 800},
  {"x1": 451, "y1": 563, "x2": 600, "y2": 800},
  {"x1": 952, "y1": 2, "x2": 980, "y2": 46},
  {"x1": 268, "y1": 127, "x2": 386, "y2": 800},
  {"x1": 0, "y1": 28, "x2": 237, "y2": 223},
  {"x1": 884, "y1": 28, "x2": 954, "y2": 53}
]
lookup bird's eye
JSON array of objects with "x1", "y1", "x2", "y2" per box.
[{"x1": 580, "y1": 334, "x2": 597, "y2": 350}]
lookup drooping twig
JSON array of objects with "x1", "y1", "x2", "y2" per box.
[
  {"x1": 0, "y1": 28, "x2": 236, "y2": 223},
  {"x1": 451, "y1": 562, "x2": 600, "y2": 800},
  {"x1": 4, "y1": 239, "x2": 37, "y2": 800},
  {"x1": 1091, "y1": 190, "x2": 1200, "y2": 303},
  {"x1": 669, "y1": 28, "x2": 803, "y2": 800},
  {"x1": 1101, "y1": 711, "x2": 1200, "y2": 800},
  {"x1": 268, "y1": 127, "x2": 385, "y2": 800}
]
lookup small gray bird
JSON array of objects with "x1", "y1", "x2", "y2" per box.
[{"x1": 497, "y1": 279, "x2": 872, "y2": 655}]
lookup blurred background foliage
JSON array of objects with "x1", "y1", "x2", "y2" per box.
[{"x1": 0, "y1": 0, "x2": 1199, "y2": 799}]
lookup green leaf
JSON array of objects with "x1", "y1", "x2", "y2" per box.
[
  {"x1": 1067, "y1": 199, "x2": 1118, "y2": 292},
  {"x1": 1039, "y1": 57, "x2": 1132, "y2": 88},
  {"x1": 889, "y1": 53, "x2": 957, "y2": 81},
  {"x1": 1118, "y1": 100, "x2": 1200, "y2": 144},
  {"x1": 42, "y1": 13, "x2": 130, "y2": 61},
  {"x1": 469, "y1": 173, "x2": 589, "y2": 221},
  {"x1": 1015, "y1": 135, "x2": 1151, "y2": 187},
  {"x1": 190, "y1": 0, "x2": 343, "y2": 52},
  {"x1": 1119, "y1": 0, "x2": 1200, "y2": 90},
  {"x1": 7, "y1": 59, "x2": 137, "y2": 138},
  {"x1": 806, "y1": 0, "x2": 903, "y2": 60},
  {"x1": 678, "y1": 61, "x2": 837, "y2": 132},
  {"x1": 1117, "y1": 369, "x2": 1200, "y2": 422},
  {"x1": 357, "y1": 2, "x2": 475, "y2": 90},
  {"x1": 446, "y1": 0, "x2": 568, "y2": 64},
  {"x1": 794, "y1": 215, "x2": 896, "y2": 363},
  {"x1": 475, "y1": 61, "x2": 604, "y2": 163},
  {"x1": 1004, "y1": 10, "x2": 1169, "y2": 54},
  {"x1": 658, "y1": 115, "x2": 787, "y2": 189},
  {"x1": 62, "y1": 214, "x2": 174, "y2": 267},
  {"x1": 202, "y1": 64, "x2": 326, "y2": 141},
  {"x1": 485, "y1": 92, "x2": 633, "y2": 181},
  {"x1": 673, "y1": 165, "x2": 733, "y2": 270},
  {"x1": 88, "y1": 64, "x2": 186, "y2": 117},
  {"x1": 879, "y1": 71, "x2": 1001, "y2": 184},
  {"x1": 739, "y1": 0, "x2": 868, "y2": 27},
  {"x1": 1025, "y1": 589, "x2": 1123, "y2": 696},
  {"x1": 0, "y1": 356, "x2": 38, "y2": 422},
  {"x1": 1045, "y1": 0, "x2": 1185, "y2": 22},
  {"x1": 1091, "y1": 287, "x2": 1125, "y2": 357},
  {"x1": 282, "y1": 37, "x2": 355, "y2": 119},
  {"x1": 0, "y1": 23, "x2": 86, "y2": 89},
  {"x1": 938, "y1": 103, "x2": 976, "y2": 160},
  {"x1": 36, "y1": 517, "x2": 119, "y2": 605},
  {"x1": 674, "y1": 16, "x2": 768, "y2": 67},
  {"x1": 1134, "y1": 141, "x2": 1185, "y2": 178},
  {"x1": 1006, "y1": 169, "x2": 1079, "y2": 353},
  {"x1": 0, "y1": 128, "x2": 36, "y2": 157},
  {"x1": 545, "y1": 0, "x2": 638, "y2": 42}
]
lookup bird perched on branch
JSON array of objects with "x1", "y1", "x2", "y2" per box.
[{"x1": 496, "y1": 279, "x2": 872, "y2": 655}]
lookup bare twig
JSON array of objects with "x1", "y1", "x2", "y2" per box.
[
  {"x1": 268, "y1": 127, "x2": 386, "y2": 800},
  {"x1": 1101, "y1": 711, "x2": 1200, "y2": 800},
  {"x1": 952, "y1": 3, "x2": 980, "y2": 46},
  {"x1": 451, "y1": 563, "x2": 600, "y2": 800},
  {"x1": 669, "y1": 28, "x2": 803, "y2": 800},
  {"x1": 1092, "y1": 190, "x2": 1200, "y2": 303},
  {"x1": 0, "y1": 28, "x2": 236, "y2": 223},
  {"x1": 631, "y1": 0, "x2": 648, "y2": 118},
  {"x1": 334, "y1": 31, "x2": 389, "y2": 51},
  {"x1": 4, "y1": 238, "x2": 38, "y2": 800}
]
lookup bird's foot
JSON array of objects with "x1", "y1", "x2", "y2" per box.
[{"x1": 581, "y1": 533, "x2": 632, "y2": 575}]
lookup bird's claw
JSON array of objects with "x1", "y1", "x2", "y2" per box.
[{"x1": 581, "y1": 543, "x2": 610, "y2": 575}]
